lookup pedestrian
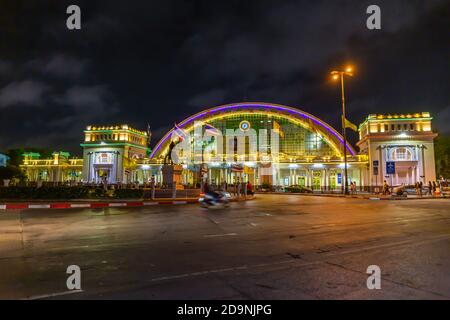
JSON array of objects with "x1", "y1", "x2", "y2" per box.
[
  {"x1": 220, "y1": 179, "x2": 226, "y2": 191},
  {"x1": 438, "y1": 177, "x2": 444, "y2": 194},
  {"x1": 432, "y1": 181, "x2": 437, "y2": 194},
  {"x1": 383, "y1": 180, "x2": 388, "y2": 195},
  {"x1": 150, "y1": 175, "x2": 156, "y2": 200},
  {"x1": 247, "y1": 181, "x2": 253, "y2": 196},
  {"x1": 237, "y1": 177, "x2": 241, "y2": 198},
  {"x1": 428, "y1": 181, "x2": 433, "y2": 196},
  {"x1": 419, "y1": 181, "x2": 423, "y2": 196},
  {"x1": 243, "y1": 180, "x2": 247, "y2": 198}
]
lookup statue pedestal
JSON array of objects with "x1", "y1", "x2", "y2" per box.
[{"x1": 162, "y1": 164, "x2": 183, "y2": 189}]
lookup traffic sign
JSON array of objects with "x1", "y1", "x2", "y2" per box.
[{"x1": 386, "y1": 161, "x2": 395, "y2": 175}]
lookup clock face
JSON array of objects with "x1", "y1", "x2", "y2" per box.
[{"x1": 239, "y1": 120, "x2": 251, "y2": 132}]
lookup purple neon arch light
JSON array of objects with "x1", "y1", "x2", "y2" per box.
[{"x1": 150, "y1": 102, "x2": 356, "y2": 158}]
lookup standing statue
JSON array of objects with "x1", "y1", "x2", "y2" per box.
[{"x1": 164, "y1": 141, "x2": 176, "y2": 165}]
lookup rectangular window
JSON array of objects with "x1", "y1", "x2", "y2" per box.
[
  {"x1": 410, "y1": 124, "x2": 414, "y2": 130},
  {"x1": 384, "y1": 124, "x2": 388, "y2": 131},
  {"x1": 397, "y1": 124, "x2": 401, "y2": 130},
  {"x1": 391, "y1": 124, "x2": 395, "y2": 131}
]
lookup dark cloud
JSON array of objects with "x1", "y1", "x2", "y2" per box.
[
  {"x1": 0, "y1": 0, "x2": 448, "y2": 154},
  {"x1": 0, "y1": 80, "x2": 49, "y2": 107},
  {"x1": 54, "y1": 85, "x2": 113, "y2": 111},
  {"x1": 30, "y1": 54, "x2": 89, "y2": 79},
  {"x1": 0, "y1": 59, "x2": 12, "y2": 74}
]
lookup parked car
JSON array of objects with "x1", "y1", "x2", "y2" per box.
[{"x1": 393, "y1": 184, "x2": 429, "y2": 196}]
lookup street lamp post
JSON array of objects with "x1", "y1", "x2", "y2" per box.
[{"x1": 331, "y1": 67, "x2": 353, "y2": 195}]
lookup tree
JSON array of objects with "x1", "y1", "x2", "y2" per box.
[
  {"x1": 434, "y1": 134, "x2": 450, "y2": 179},
  {"x1": 0, "y1": 165, "x2": 25, "y2": 182},
  {"x1": 4, "y1": 148, "x2": 53, "y2": 166}
]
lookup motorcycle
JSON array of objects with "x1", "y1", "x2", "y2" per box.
[{"x1": 199, "y1": 191, "x2": 231, "y2": 208}]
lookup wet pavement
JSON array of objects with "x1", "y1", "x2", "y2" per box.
[{"x1": 0, "y1": 195, "x2": 449, "y2": 299}]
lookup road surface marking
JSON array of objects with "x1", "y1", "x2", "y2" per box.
[
  {"x1": 256, "y1": 212, "x2": 272, "y2": 216},
  {"x1": 0, "y1": 205, "x2": 6, "y2": 210},
  {"x1": 203, "y1": 233, "x2": 237, "y2": 238},
  {"x1": 150, "y1": 234, "x2": 450, "y2": 283},
  {"x1": 150, "y1": 260, "x2": 313, "y2": 282},
  {"x1": 23, "y1": 289, "x2": 83, "y2": 300}
]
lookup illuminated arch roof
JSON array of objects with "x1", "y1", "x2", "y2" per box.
[{"x1": 150, "y1": 102, "x2": 356, "y2": 158}]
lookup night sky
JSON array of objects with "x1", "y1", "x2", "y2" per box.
[{"x1": 0, "y1": 0, "x2": 448, "y2": 156}]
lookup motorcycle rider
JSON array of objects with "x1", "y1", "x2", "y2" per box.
[{"x1": 203, "y1": 181, "x2": 221, "y2": 205}]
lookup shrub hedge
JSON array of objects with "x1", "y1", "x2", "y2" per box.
[
  {"x1": 0, "y1": 186, "x2": 144, "y2": 200},
  {"x1": 114, "y1": 188, "x2": 144, "y2": 199},
  {"x1": 284, "y1": 186, "x2": 313, "y2": 193}
]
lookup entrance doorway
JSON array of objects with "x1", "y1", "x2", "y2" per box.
[
  {"x1": 330, "y1": 175, "x2": 336, "y2": 190},
  {"x1": 298, "y1": 176, "x2": 305, "y2": 187},
  {"x1": 312, "y1": 171, "x2": 321, "y2": 190},
  {"x1": 94, "y1": 167, "x2": 111, "y2": 184}
]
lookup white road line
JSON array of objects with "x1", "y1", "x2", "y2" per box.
[
  {"x1": 151, "y1": 260, "x2": 311, "y2": 282},
  {"x1": 150, "y1": 234, "x2": 450, "y2": 283},
  {"x1": 23, "y1": 289, "x2": 83, "y2": 300},
  {"x1": 151, "y1": 266, "x2": 249, "y2": 282},
  {"x1": 70, "y1": 204, "x2": 91, "y2": 208},
  {"x1": 28, "y1": 204, "x2": 51, "y2": 209},
  {"x1": 369, "y1": 197, "x2": 381, "y2": 200},
  {"x1": 203, "y1": 233, "x2": 237, "y2": 238}
]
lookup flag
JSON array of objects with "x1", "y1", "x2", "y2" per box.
[
  {"x1": 146, "y1": 123, "x2": 152, "y2": 145},
  {"x1": 273, "y1": 120, "x2": 285, "y2": 138},
  {"x1": 342, "y1": 116, "x2": 358, "y2": 132},
  {"x1": 172, "y1": 123, "x2": 188, "y2": 141},
  {"x1": 231, "y1": 164, "x2": 244, "y2": 172},
  {"x1": 204, "y1": 123, "x2": 221, "y2": 136}
]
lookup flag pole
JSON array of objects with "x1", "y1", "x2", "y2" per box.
[{"x1": 340, "y1": 73, "x2": 349, "y2": 195}]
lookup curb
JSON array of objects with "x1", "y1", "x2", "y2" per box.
[
  {"x1": 0, "y1": 195, "x2": 256, "y2": 211},
  {"x1": 0, "y1": 200, "x2": 198, "y2": 210}
]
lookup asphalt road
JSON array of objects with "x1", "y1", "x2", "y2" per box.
[{"x1": 0, "y1": 195, "x2": 449, "y2": 300}]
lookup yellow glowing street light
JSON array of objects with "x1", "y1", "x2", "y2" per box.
[{"x1": 330, "y1": 65, "x2": 355, "y2": 195}]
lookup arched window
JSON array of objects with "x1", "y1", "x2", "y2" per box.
[{"x1": 392, "y1": 147, "x2": 413, "y2": 161}]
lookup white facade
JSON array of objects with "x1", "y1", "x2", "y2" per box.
[
  {"x1": 357, "y1": 113, "x2": 437, "y2": 187},
  {"x1": 81, "y1": 125, "x2": 149, "y2": 184}
]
